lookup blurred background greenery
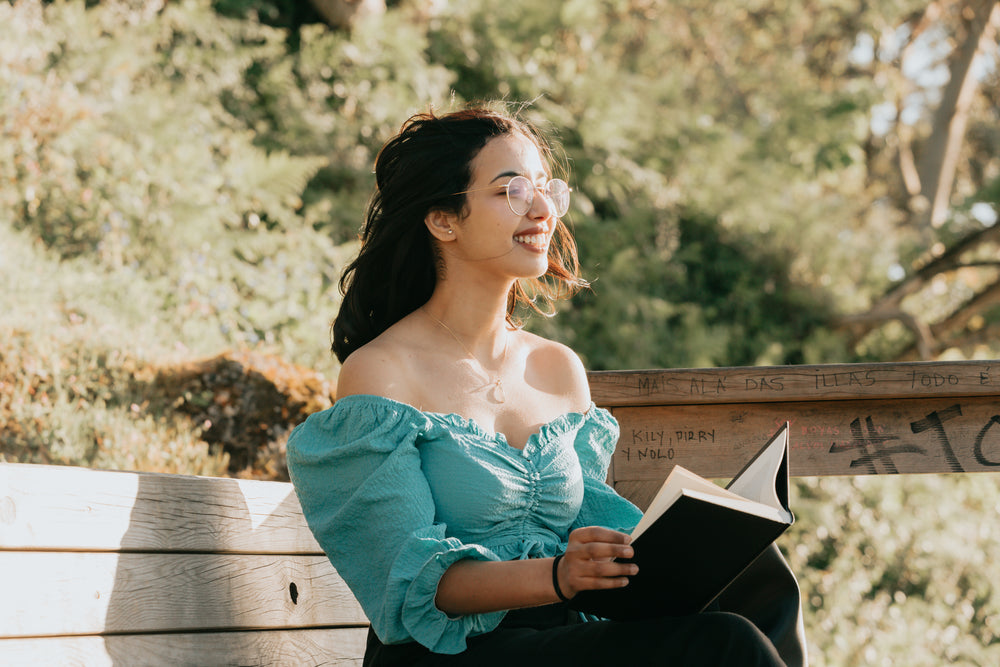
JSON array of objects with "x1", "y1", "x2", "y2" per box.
[{"x1": 1, "y1": 0, "x2": 998, "y2": 664}]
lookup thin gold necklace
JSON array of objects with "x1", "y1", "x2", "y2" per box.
[{"x1": 421, "y1": 307, "x2": 508, "y2": 403}]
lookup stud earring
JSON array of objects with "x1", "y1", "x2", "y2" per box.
[{"x1": 446, "y1": 229, "x2": 454, "y2": 234}]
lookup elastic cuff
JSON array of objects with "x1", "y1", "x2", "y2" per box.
[{"x1": 398, "y1": 535, "x2": 505, "y2": 653}]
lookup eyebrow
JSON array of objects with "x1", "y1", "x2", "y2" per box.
[
  {"x1": 489, "y1": 170, "x2": 549, "y2": 184},
  {"x1": 489, "y1": 170, "x2": 522, "y2": 184}
]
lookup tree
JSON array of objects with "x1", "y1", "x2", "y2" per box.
[
  {"x1": 308, "y1": 0, "x2": 384, "y2": 29},
  {"x1": 202, "y1": 0, "x2": 1000, "y2": 366},
  {"x1": 836, "y1": 0, "x2": 1000, "y2": 360}
]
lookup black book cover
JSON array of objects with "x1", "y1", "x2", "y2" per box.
[{"x1": 568, "y1": 424, "x2": 792, "y2": 621}]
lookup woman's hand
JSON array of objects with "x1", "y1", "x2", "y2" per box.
[{"x1": 556, "y1": 526, "x2": 639, "y2": 599}]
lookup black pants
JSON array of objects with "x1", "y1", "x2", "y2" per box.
[
  {"x1": 364, "y1": 545, "x2": 805, "y2": 667},
  {"x1": 363, "y1": 603, "x2": 786, "y2": 666}
]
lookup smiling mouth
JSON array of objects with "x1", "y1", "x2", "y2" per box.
[{"x1": 513, "y1": 233, "x2": 548, "y2": 249}]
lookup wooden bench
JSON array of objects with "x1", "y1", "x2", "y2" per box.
[
  {"x1": 591, "y1": 360, "x2": 1000, "y2": 509},
  {"x1": 1, "y1": 360, "x2": 996, "y2": 665}
]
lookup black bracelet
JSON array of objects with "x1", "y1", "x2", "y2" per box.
[{"x1": 552, "y1": 553, "x2": 571, "y2": 603}]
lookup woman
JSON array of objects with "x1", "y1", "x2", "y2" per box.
[{"x1": 287, "y1": 106, "x2": 804, "y2": 666}]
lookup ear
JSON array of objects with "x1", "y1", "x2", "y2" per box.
[{"x1": 425, "y1": 209, "x2": 458, "y2": 242}]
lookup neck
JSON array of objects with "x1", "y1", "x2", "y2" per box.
[{"x1": 421, "y1": 279, "x2": 513, "y2": 358}]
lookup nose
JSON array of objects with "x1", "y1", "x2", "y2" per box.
[{"x1": 527, "y1": 184, "x2": 555, "y2": 223}]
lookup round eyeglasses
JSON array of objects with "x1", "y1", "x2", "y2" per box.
[{"x1": 454, "y1": 176, "x2": 572, "y2": 218}]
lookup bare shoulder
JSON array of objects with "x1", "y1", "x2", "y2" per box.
[
  {"x1": 335, "y1": 327, "x2": 419, "y2": 402},
  {"x1": 335, "y1": 340, "x2": 394, "y2": 399},
  {"x1": 519, "y1": 329, "x2": 592, "y2": 410}
]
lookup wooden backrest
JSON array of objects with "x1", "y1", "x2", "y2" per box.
[
  {"x1": 590, "y1": 361, "x2": 999, "y2": 510},
  {"x1": 2, "y1": 360, "x2": 996, "y2": 664},
  {"x1": 0, "y1": 464, "x2": 367, "y2": 665}
]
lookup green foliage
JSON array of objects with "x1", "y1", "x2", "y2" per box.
[
  {"x1": 0, "y1": 224, "x2": 230, "y2": 476},
  {"x1": 225, "y1": 11, "x2": 456, "y2": 240},
  {"x1": 3, "y1": 0, "x2": 320, "y2": 262},
  {"x1": 0, "y1": 0, "x2": 346, "y2": 371},
  {"x1": 211, "y1": 0, "x2": 324, "y2": 29},
  {"x1": 788, "y1": 474, "x2": 1000, "y2": 666},
  {"x1": 533, "y1": 211, "x2": 837, "y2": 369},
  {"x1": 425, "y1": 0, "x2": 913, "y2": 366}
]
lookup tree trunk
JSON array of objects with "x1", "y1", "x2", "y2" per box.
[
  {"x1": 308, "y1": 0, "x2": 385, "y2": 29},
  {"x1": 835, "y1": 223, "x2": 1000, "y2": 358},
  {"x1": 838, "y1": 0, "x2": 1000, "y2": 359},
  {"x1": 914, "y1": 0, "x2": 999, "y2": 228}
]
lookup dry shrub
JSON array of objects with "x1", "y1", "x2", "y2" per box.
[{"x1": 150, "y1": 349, "x2": 337, "y2": 480}]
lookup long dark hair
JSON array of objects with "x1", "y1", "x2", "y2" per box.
[{"x1": 331, "y1": 105, "x2": 586, "y2": 362}]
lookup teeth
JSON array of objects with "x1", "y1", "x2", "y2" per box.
[{"x1": 514, "y1": 234, "x2": 547, "y2": 246}]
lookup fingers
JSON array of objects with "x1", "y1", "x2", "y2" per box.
[
  {"x1": 558, "y1": 526, "x2": 640, "y2": 599},
  {"x1": 567, "y1": 526, "x2": 634, "y2": 561},
  {"x1": 571, "y1": 539, "x2": 635, "y2": 561},
  {"x1": 558, "y1": 552, "x2": 638, "y2": 598},
  {"x1": 579, "y1": 558, "x2": 639, "y2": 581},
  {"x1": 568, "y1": 525, "x2": 632, "y2": 546},
  {"x1": 565, "y1": 554, "x2": 639, "y2": 579}
]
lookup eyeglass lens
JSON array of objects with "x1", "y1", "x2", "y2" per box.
[{"x1": 506, "y1": 176, "x2": 570, "y2": 218}]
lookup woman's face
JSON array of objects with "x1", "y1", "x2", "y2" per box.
[{"x1": 444, "y1": 132, "x2": 558, "y2": 279}]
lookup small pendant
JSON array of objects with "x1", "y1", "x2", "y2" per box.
[{"x1": 494, "y1": 377, "x2": 506, "y2": 403}]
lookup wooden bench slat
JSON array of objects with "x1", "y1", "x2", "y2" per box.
[
  {"x1": 0, "y1": 464, "x2": 322, "y2": 553},
  {"x1": 611, "y1": 395, "x2": 1000, "y2": 485},
  {"x1": 0, "y1": 627, "x2": 368, "y2": 666},
  {"x1": 589, "y1": 361, "x2": 997, "y2": 407},
  {"x1": 0, "y1": 552, "x2": 366, "y2": 638}
]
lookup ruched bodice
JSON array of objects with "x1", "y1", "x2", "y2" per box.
[
  {"x1": 419, "y1": 408, "x2": 595, "y2": 560},
  {"x1": 287, "y1": 395, "x2": 642, "y2": 654}
]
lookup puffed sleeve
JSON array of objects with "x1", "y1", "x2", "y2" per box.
[
  {"x1": 570, "y1": 406, "x2": 643, "y2": 534},
  {"x1": 286, "y1": 396, "x2": 506, "y2": 654}
]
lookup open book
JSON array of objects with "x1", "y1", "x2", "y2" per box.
[{"x1": 569, "y1": 422, "x2": 794, "y2": 621}]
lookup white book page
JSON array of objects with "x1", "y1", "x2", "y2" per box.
[
  {"x1": 630, "y1": 428, "x2": 792, "y2": 541},
  {"x1": 630, "y1": 466, "x2": 772, "y2": 540},
  {"x1": 726, "y1": 428, "x2": 788, "y2": 509},
  {"x1": 683, "y1": 488, "x2": 792, "y2": 524}
]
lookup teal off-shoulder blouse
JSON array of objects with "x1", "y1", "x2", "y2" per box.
[{"x1": 286, "y1": 394, "x2": 642, "y2": 655}]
